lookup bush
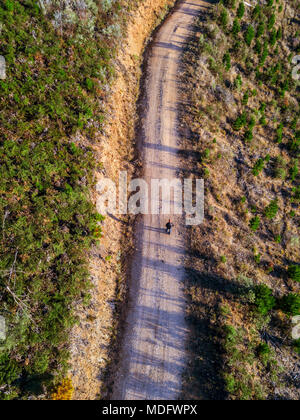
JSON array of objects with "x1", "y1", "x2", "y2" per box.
[
  {"x1": 254, "y1": 285, "x2": 276, "y2": 315},
  {"x1": 244, "y1": 25, "x2": 255, "y2": 46},
  {"x1": 293, "y1": 339, "x2": 300, "y2": 355},
  {"x1": 232, "y1": 18, "x2": 241, "y2": 37},
  {"x1": 287, "y1": 265, "x2": 300, "y2": 283},
  {"x1": 220, "y1": 8, "x2": 229, "y2": 30},
  {"x1": 223, "y1": 52, "x2": 231, "y2": 71},
  {"x1": 264, "y1": 200, "x2": 278, "y2": 220},
  {"x1": 242, "y1": 91, "x2": 249, "y2": 105},
  {"x1": 256, "y1": 22, "x2": 265, "y2": 38},
  {"x1": 0, "y1": 353, "x2": 21, "y2": 386},
  {"x1": 252, "y1": 158, "x2": 265, "y2": 176},
  {"x1": 250, "y1": 216, "x2": 260, "y2": 232},
  {"x1": 233, "y1": 112, "x2": 247, "y2": 130},
  {"x1": 268, "y1": 14, "x2": 276, "y2": 30},
  {"x1": 257, "y1": 343, "x2": 271, "y2": 366},
  {"x1": 237, "y1": 2, "x2": 245, "y2": 19},
  {"x1": 278, "y1": 294, "x2": 300, "y2": 316}
]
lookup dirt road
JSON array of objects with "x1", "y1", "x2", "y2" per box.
[{"x1": 112, "y1": 0, "x2": 210, "y2": 400}]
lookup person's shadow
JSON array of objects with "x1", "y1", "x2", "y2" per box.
[{"x1": 144, "y1": 225, "x2": 167, "y2": 234}]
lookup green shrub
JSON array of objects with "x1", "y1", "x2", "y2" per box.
[
  {"x1": 252, "y1": 158, "x2": 265, "y2": 176},
  {"x1": 244, "y1": 25, "x2": 255, "y2": 46},
  {"x1": 233, "y1": 112, "x2": 247, "y2": 130},
  {"x1": 264, "y1": 200, "x2": 278, "y2": 219},
  {"x1": 252, "y1": 4, "x2": 261, "y2": 19},
  {"x1": 256, "y1": 22, "x2": 265, "y2": 38},
  {"x1": 268, "y1": 14, "x2": 276, "y2": 30},
  {"x1": 237, "y1": 2, "x2": 245, "y2": 19},
  {"x1": 223, "y1": 52, "x2": 231, "y2": 71},
  {"x1": 232, "y1": 18, "x2": 241, "y2": 37},
  {"x1": 278, "y1": 294, "x2": 300, "y2": 316},
  {"x1": 250, "y1": 216, "x2": 260, "y2": 232},
  {"x1": 242, "y1": 91, "x2": 249, "y2": 106},
  {"x1": 254, "y1": 285, "x2": 276, "y2": 315},
  {"x1": 293, "y1": 339, "x2": 300, "y2": 355},
  {"x1": 287, "y1": 265, "x2": 300, "y2": 283},
  {"x1": 257, "y1": 343, "x2": 271, "y2": 366},
  {"x1": 0, "y1": 353, "x2": 21, "y2": 386},
  {"x1": 220, "y1": 8, "x2": 229, "y2": 30},
  {"x1": 244, "y1": 128, "x2": 253, "y2": 143},
  {"x1": 289, "y1": 159, "x2": 298, "y2": 181}
]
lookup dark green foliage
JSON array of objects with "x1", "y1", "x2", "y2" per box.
[
  {"x1": 276, "y1": 27, "x2": 282, "y2": 40},
  {"x1": 254, "y1": 285, "x2": 276, "y2": 315},
  {"x1": 278, "y1": 294, "x2": 300, "y2": 316},
  {"x1": 252, "y1": 158, "x2": 265, "y2": 176},
  {"x1": 237, "y1": 2, "x2": 245, "y2": 19},
  {"x1": 269, "y1": 29, "x2": 277, "y2": 46},
  {"x1": 257, "y1": 343, "x2": 271, "y2": 366},
  {"x1": 293, "y1": 339, "x2": 300, "y2": 355},
  {"x1": 254, "y1": 39, "x2": 262, "y2": 54},
  {"x1": 232, "y1": 18, "x2": 241, "y2": 37},
  {"x1": 264, "y1": 200, "x2": 279, "y2": 219},
  {"x1": 250, "y1": 216, "x2": 260, "y2": 232},
  {"x1": 244, "y1": 25, "x2": 255, "y2": 46},
  {"x1": 275, "y1": 123, "x2": 283, "y2": 143},
  {"x1": 235, "y1": 74, "x2": 243, "y2": 89},
  {"x1": 252, "y1": 4, "x2": 261, "y2": 20},
  {"x1": 242, "y1": 91, "x2": 249, "y2": 105},
  {"x1": 220, "y1": 8, "x2": 229, "y2": 30},
  {"x1": 268, "y1": 14, "x2": 276, "y2": 31},
  {"x1": 233, "y1": 112, "x2": 247, "y2": 130},
  {"x1": 256, "y1": 21, "x2": 265, "y2": 38},
  {"x1": 223, "y1": 52, "x2": 231, "y2": 70},
  {"x1": 244, "y1": 128, "x2": 253, "y2": 143},
  {"x1": 0, "y1": 353, "x2": 21, "y2": 385},
  {"x1": 289, "y1": 159, "x2": 299, "y2": 181},
  {"x1": 287, "y1": 265, "x2": 300, "y2": 283}
]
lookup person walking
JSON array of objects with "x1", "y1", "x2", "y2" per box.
[{"x1": 166, "y1": 219, "x2": 173, "y2": 235}]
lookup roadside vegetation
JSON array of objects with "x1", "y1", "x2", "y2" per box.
[
  {"x1": 181, "y1": 0, "x2": 299, "y2": 400},
  {"x1": 0, "y1": 0, "x2": 157, "y2": 400}
]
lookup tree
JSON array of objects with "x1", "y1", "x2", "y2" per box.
[
  {"x1": 268, "y1": 14, "x2": 276, "y2": 30},
  {"x1": 269, "y1": 30, "x2": 277, "y2": 47},
  {"x1": 264, "y1": 199, "x2": 278, "y2": 219},
  {"x1": 288, "y1": 265, "x2": 300, "y2": 283},
  {"x1": 256, "y1": 21, "x2": 265, "y2": 38},
  {"x1": 254, "y1": 285, "x2": 276, "y2": 315},
  {"x1": 252, "y1": 4, "x2": 261, "y2": 19},
  {"x1": 242, "y1": 91, "x2": 249, "y2": 105},
  {"x1": 245, "y1": 25, "x2": 255, "y2": 46},
  {"x1": 278, "y1": 294, "x2": 300, "y2": 316},
  {"x1": 252, "y1": 158, "x2": 265, "y2": 176},
  {"x1": 250, "y1": 216, "x2": 260, "y2": 231},
  {"x1": 237, "y1": 2, "x2": 245, "y2": 19},
  {"x1": 220, "y1": 8, "x2": 229, "y2": 30},
  {"x1": 223, "y1": 52, "x2": 231, "y2": 70},
  {"x1": 232, "y1": 18, "x2": 241, "y2": 37}
]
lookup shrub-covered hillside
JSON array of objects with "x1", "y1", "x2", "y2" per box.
[
  {"x1": 181, "y1": 0, "x2": 300, "y2": 400},
  {"x1": 0, "y1": 0, "x2": 146, "y2": 400}
]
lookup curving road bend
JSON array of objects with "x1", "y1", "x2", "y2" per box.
[{"x1": 112, "y1": 0, "x2": 210, "y2": 400}]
